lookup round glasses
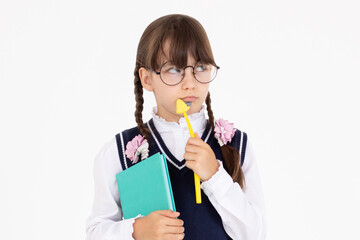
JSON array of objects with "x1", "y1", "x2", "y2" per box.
[{"x1": 148, "y1": 61, "x2": 220, "y2": 86}]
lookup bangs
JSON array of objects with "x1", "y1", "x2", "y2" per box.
[{"x1": 148, "y1": 15, "x2": 216, "y2": 71}]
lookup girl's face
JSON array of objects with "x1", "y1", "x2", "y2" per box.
[{"x1": 139, "y1": 41, "x2": 210, "y2": 124}]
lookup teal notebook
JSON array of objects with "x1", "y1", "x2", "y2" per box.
[{"x1": 116, "y1": 152, "x2": 176, "y2": 219}]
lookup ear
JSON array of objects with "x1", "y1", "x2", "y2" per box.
[{"x1": 139, "y1": 67, "x2": 154, "y2": 92}]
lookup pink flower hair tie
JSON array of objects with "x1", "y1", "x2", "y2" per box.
[
  {"x1": 214, "y1": 118, "x2": 236, "y2": 147},
  {"x1": 125, "y1": 134, "x2": 149, "y2": 164}
]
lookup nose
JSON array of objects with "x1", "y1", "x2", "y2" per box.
[{"x1": 181, "y1": 67, "x2": 196, "y2": 89}]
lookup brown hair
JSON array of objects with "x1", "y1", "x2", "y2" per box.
[{"x1": 133, "y1": 14, "x2": 245, "y2": 189}]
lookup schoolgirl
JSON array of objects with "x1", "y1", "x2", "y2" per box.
[{"x1": 86, "y1": 14, "x2": 266, "y2": 240}]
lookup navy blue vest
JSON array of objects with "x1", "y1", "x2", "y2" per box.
[{"x1": 115, "y1": 118, "x2": 248, "y2": 240}]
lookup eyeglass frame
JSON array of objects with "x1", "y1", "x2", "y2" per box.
[{"x1": 146, "y1": 61, "x2": 220, "y2": 86}]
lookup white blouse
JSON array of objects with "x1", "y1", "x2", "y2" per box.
[{"x1": 86, "y1": 105, "x2": 266, "y2": 240}]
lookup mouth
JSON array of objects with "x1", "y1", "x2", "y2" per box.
[{"x1": 181, "y1": 96, "x2": 198, "y2": 102}]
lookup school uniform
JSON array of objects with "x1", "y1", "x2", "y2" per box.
[{"x1": 86, "y1": 105, "x2": 266, "y2": 240}]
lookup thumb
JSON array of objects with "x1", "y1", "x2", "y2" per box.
[{"x1": 194, "y1": 132, "x2": 201, "y2": 139}]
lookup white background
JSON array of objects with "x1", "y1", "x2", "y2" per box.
[{"x1": 1, "y1": 0, "x2": 359, "y2": 239}]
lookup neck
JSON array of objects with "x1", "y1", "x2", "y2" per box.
[
  {"x1": 156, "y1": 109, "x2": 182, "y2": 124},
  {"x1": 156, "y1": 106, "x2": 203, "y2": 124},
  {"x1": 153, "y1": 106, "x2": 207, "y2": 125}
]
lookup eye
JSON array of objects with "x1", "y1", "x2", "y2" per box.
[
  {"x1": 195, "y1": 64, "x2": 209, "y2": 72},
  {"x1": 163, "y1": 64, "x2": 181, "y2": 74},
  {"x1": 168, "y1": 67, "x2": 181, "y2": 74}
]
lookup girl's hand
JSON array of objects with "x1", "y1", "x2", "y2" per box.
[
  {"x1": 184, "y1": 132, "x2": 220, "y2": 181},
  {"x1": 132, "y1": 210, "x2": 185, "y2": 240}
]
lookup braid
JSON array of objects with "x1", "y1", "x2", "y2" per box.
[
  {"x1": 221, "y1": 145, "x2": 245, "y2": 189},
  {"x1": 205, "y1": 92, "x2": 215, "y2": 130},
  {"x1": 134, "y1": 65, "x2": 152, "y2": 146},
  {"x1": 205, "y1": 91, "x2": 245, "y2": 189}
]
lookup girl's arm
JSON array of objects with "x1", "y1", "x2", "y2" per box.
[
  {"x1": 85, "y1": 138, "x2": 184, "y2": 240},
  {"x1": 200, "y1": 139, "x2": 267, "y2": 240},
  {"x1": 86, "y1": 138, "x2": 140, "y2": 240}
]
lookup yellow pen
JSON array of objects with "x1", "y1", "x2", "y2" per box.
[{"x1": 176, "y1": 99, "x2": 202, "y2": 204}]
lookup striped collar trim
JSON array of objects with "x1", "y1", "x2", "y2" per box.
[{"x1": 146, "y1": 118, "x2": 213, "y2": 170}]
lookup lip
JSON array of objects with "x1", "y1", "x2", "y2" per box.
[{"x1": 181, "y1": 96, "x2": 198, "y2": 102}]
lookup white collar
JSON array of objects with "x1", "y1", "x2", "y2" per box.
[{"x1": 151, "y1": 105, "x2": 207, "y2": 133}]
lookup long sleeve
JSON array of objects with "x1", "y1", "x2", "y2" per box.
[
  {"x1": 201, "y1": 139, "x2": 266, "y2": 240},
  {"x1": 85, "y1": 138, "x2": 140, "y2": 240},
  {"x1": 86, "y1": 107, "x2": 266, "y2": 239}
]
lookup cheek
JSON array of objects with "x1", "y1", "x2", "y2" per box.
[
  {"x1": 156, "y1": 87, "x2": 178, "y2": 101},
  {"x1": 200, "y1": 85, "x2": 210, "y2": 98}
]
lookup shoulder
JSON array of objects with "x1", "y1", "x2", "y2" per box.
[
  {"x1": 115, "y1": 125, "x2": 143, "y2": 146},
  {"x1": 213, "y1": 118, "x2": 247, "y2": 148},
  {"x1": 231, "y1": 128, "x2": 248, "y2": 145},
  {"x1": 114, "y1": 124, "x2": 149, "y2": 170},
  {"x1": 213, "y1": 118, "x2": 249, "y2": 166},
  {"x1": 116, "y1": 125, "x2": 142, "y2": 137},
  {"x1": 94, "y1": 137, "x2": 122, "y2": 174},
  {"x1": 96, "y1": 137, "x2": 118, "y2": 160},
  {"x1": 232, "y1": 128, "x2": 248, "y2": 166}
]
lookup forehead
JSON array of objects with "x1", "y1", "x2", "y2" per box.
[{"x1": 158, "y1": 40, "x2": 196, "y2": 65}]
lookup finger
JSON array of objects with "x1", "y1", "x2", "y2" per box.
[
  {"x1": 187, "y1": 137, "x2": 204, "y2": 146},
  {"x1": 195, "y1": 132, "x2": 201, "y2": 139},
  {"x1": 156, "y1": 210, "x2": 180, "y2": 218},
  {"x1": 183, "y1": 152, "x2": 197, "y2": 161},
  {"x1": 163, "y1": 225, "x2": 185, "y2": 234},
  {"x1": 164, "y1": 233, "x2": 185, "y2": 240},
  {"x1": 185, "y1": 144, "x2": 201, "y2": 153},
  {"x1": 166, "y1": 218, "x2": 184, "y2": 227},
  {"x1": 185, "y1": 146, "x2": 206, "y2": 158},
  {"x1": 185, "y1": 159, "x2": 198, "y2": 170}
]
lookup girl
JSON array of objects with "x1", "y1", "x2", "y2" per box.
[{"x1": 86, "y1": 14, "x2": 266, "y2": 240}]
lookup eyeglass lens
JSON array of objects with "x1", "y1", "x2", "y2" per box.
[{"x1": 160, "y1": 62, "x2": 218, "y2": 85}]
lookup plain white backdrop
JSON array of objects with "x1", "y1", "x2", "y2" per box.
[{"x1": 1, "y1": 0, "x2": 359, "y2": 239}]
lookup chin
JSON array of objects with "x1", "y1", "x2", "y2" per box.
[{"x1": 189, "y1": 105, "x2": 201, "y2": 114}]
